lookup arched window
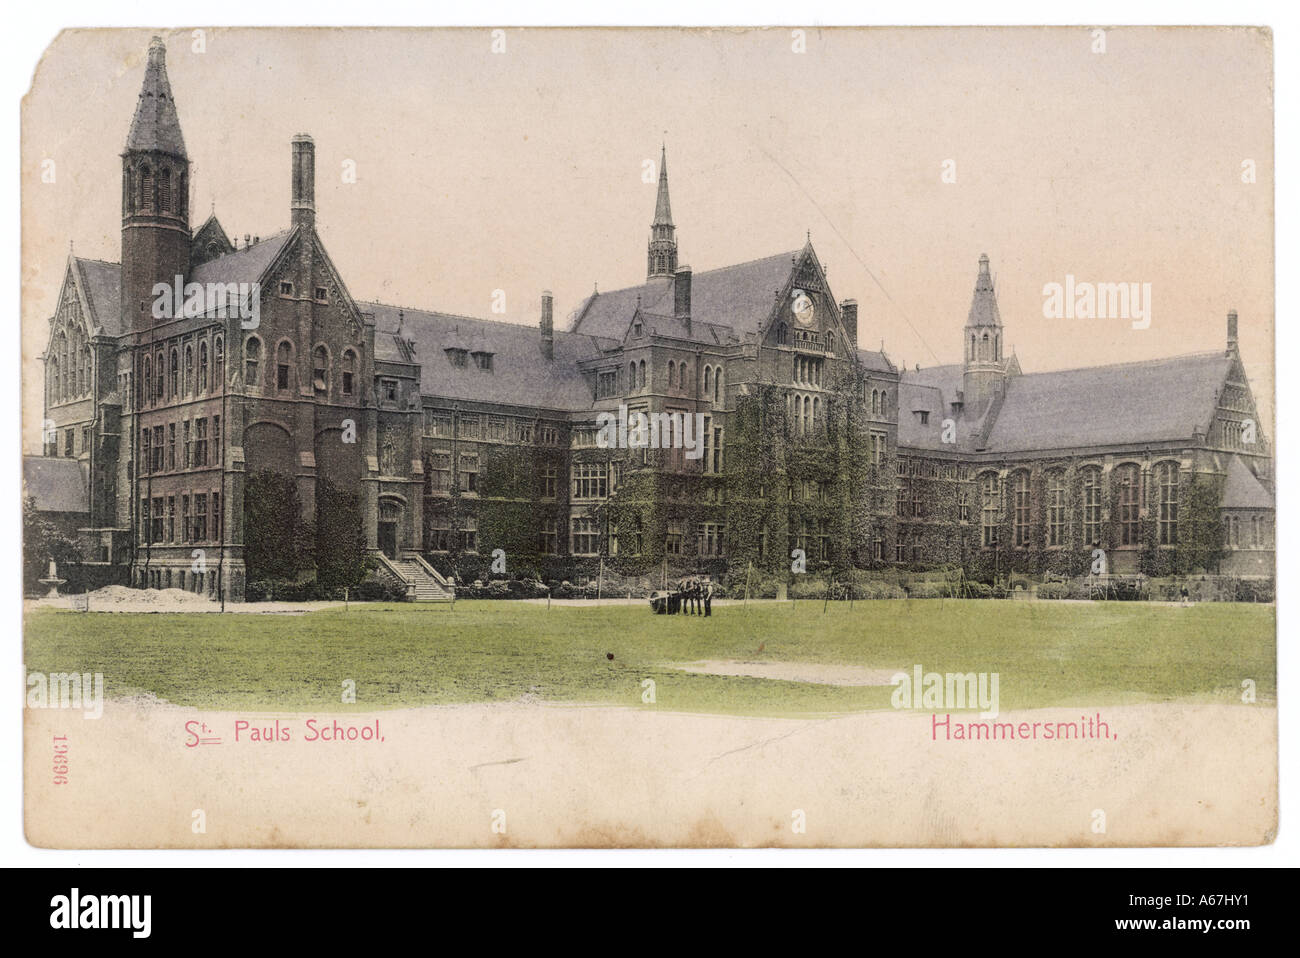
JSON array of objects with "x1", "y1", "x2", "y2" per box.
[
  {"x1": 140, "y1": 166, "x2": 153, "y2": 211},
  {"x1": 198, "y1": 341, "x2": 209, "y2": 392},
  {"x1": 812, "y1": 396, "x2": 820, "y2": 433},
  {"x1": 980, "y1": 331, "x2": 989, "y2": 361},
  {"x1": 276, "y1": 341, "x2": 293, "y2": 391},
  {"x1": 169, "y1": 348, "x2": 179, "y2": 399},
  {"x1": 1156, "y1": 461, "x2": 1179, "y2": 545},
  {"x1": 704, "y1": 366, "x2": 712, "y2": 395},
  {"x1": 159, "y1": 168, "x2": 172, "y2": 212},
  {"x1": 802, "y1": 395, "x2": 811, "y2": 435},
  {"x1": 871, "y1": 389, "x2": 879, "y2": 415},
  {"x1": 313, "y1": 345, "x2": 329, "y2": 393},
  {"x1": 638, "y1": 359, "x2": 646, "y2": 389},
  {"x1": 714, "y1": 368, "x2": 722, "y2": 405},
  {"x1": 777, "y1": 323, "x2": 788, "y2": 345},
  {"x1": 980, "y1": 473, "x2": 1000, "y2": 547},
  {"x1": 1080, "y1": 466, "x2": 1103, "y2": 544},
  {"x1": 341, "y1": 348, "x2": 356, "y2": 396},
  {"x1": 880, "y1": 391, "x2": 888, "y2": 417},
  {"x1": 156, "y1": 350, "x2": 165, "y2": 399},
  {"x1": 668, "y1": 360, "x2": 676, "y2": 387},
  {"x1": 184, "y1": 345, "x2": 194, "y2": 395},
  {"x1": 213, "y1": 336, "x2": 224, "y2": 389},
  {"x1": 628, "y1": 362, "x2": 636, "y2": 389},
  {"x1": 970, "y1": 333, "x2": 975, "y2": 360},
  {"x1": 49, "y1": 356, "x2": 60, "y2": 404},
  {"x1": 827, "y1": 331, "x2": 835, "y2": 354},
  {"x1": 244, "y1": 337, "x2": 261, "y2": 386},
  {"x1": 83, "y1": 346, "x2": 92, "y2": 395},
  {"x1": 1013, "y1": 471, "x2": 1031, "y2": 546},
  {"x1": 1115, "y1": 464, "x2": 1140, "y2": 546},
  {"x1": 1046, "y1": 470, "x2": 1066, "y2": 546},
  {"x1": 142, "y1": 355, "x2": 152, "y2": 404}
]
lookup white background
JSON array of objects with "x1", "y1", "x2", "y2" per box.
[{"x1": 1, "y1": 0, "x2": 1293, "y2": 869}]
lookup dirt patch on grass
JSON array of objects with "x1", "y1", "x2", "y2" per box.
[{"x1": 673, "y1": 659, "x2": 901, "y2": 686}]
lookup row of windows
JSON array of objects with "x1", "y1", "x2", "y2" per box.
[
  {"x1": 1225, "y1": 514, "x2": 1272, "y2": 549},
  {"x1": 48, "y1": 327, "x2": 93, "y2": 404},
  {"x1": 124, "y1": 163, "x2": 187, "y2": 218},
  {"x1": 976, "y1": 463, "x2": 1181, "y2": 548},
  {"x1": 138, "y1": 491, "x2": 221, "y2": 545},
  {"x1": 138, "y1": 335, "x2": 226, "y2": 407},
  {"x1": 139, "y1": 415, "x2": 221, "y2": 475},
  {"x1": 242, "y1": 337, "x2": 357, "y2": 397},
  {"x1": 423, "y1": 411, "x2": 562, "y2": 444},
  {"x1": 794, "y1": 355, "x2": 823, "y2": 386}
]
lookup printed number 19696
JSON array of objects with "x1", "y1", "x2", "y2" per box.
[{"x1": 53, "y1": 735, "x2": 68, "y2": 785}]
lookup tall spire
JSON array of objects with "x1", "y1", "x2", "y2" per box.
[
  {"x1": 966, "y1": 252, "x2": 1001, "y2": 327},
  {"x1": 646, "y1": 144, "x2": 678, "y2": 280},
  {"x1": 653, "y1": 144, "x2": 673, "y2": 226},
  {"x1": 125, "y1": 36, "x2": 187, "y2": 158}
]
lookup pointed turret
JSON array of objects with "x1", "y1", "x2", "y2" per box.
[
  {"x1": 121, "y1": 36, "x2": 191, "y2": 334},
  {"x1": 646, "y1": 144, "x2": 678, "y2": 280},
  {"x1": 962, "y1": 253, "x2": 1006, "y2": 417},
  {"x1": 125, "y1": 37, "x2": 188, "y2": 159}
]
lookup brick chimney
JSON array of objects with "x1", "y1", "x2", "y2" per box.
[
  {"x1": 1227, "y1": 309, "x2": 1238, "y2": 355},
  {"x1": 291, "y1": 134, "x2": 315, "y2": 230},
  {"x1": 540, "y1": 290, "x2": 554, "y2": 360},
  {"x1": 674, "y1": 264, "x2": 692, "y2": 335},
  {"x1": 840, "y1": 299, "x2": 858, "y2": 348}
]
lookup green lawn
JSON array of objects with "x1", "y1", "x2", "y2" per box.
[{"x1": 22, "y1": 600, "x2": 1275, "y2": 717}]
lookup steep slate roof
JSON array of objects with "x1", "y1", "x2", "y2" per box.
[
  {"x1": 856, "y1": 348, "x2": 896, "y2": 375},
  {"x1": 363, "y1": 302, "x2": 615, "y2": 411},
  {"x1": 23, "y1": 456, "x2": 89, "y2": 514},
  {"x1": 125, "y1": 38, "x2": 187, "y2": 158},
  {"x1": 72, "y1": 258, "x2": 122, "y2": 336},
  {"x1": 978, "y1": 351, "x2": 1229, "y2": 454},
  {"x1": 190, "y1": 230, "x2": 293, "y2": 286},
  {"x1": 569, "y1": 250, "x2": 798, "y2": 340},
  {"x1": 1222, "y1": 455, "x2": 1274, "y2": 509},
  {"x1": 896, "y1": 364, "x2": 986, "y2": 451}
]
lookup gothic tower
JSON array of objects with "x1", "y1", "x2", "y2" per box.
[
  {"x1": 962, "y1": 253, "x2": 1005, "y2": 416},
  {"x1": 646, "y1": 145, "x2": 678, "y2": 280},
  {"x1": 121, "y1": 36, "x2": 190, "y2": 335}
]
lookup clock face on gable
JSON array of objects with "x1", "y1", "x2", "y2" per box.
[{"x1": 790, "y1": 288, "x2": 815, "y2": 326}]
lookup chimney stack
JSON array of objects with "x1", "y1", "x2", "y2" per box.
[
  {"x1": 840, "y1": 299, "x2": 858, "y2": 348},
  {"x1": 674, "y1": 264, "x2": 692, "y2": 334},
  {"x1": 291, "y1": 134, "x2": 315, "y2": 230},
  {"x1": 540, "y1": 290, "x2": 554, "y2": 360},
  {"x1": 1227, "y1": 309, "x2": 1238, "y2": 354}
]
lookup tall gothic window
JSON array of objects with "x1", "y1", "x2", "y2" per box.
[
  {"x1": 1081, "y1": 466, "x2": 1103, "y2": 545},
  {"x1": 777, "y1": 323, "x2": 788, "y2": 345},
  {"x1": 314, "y1": 345, "x2": 329, "y2": 393},
  {"x1": 980, "y1": 472, "x2": 1000, "y2": 547},
  {"x1": 142, "y1": 356, "x2": 152, "y2": 405},
  {"x1": 341, "y1": 348, "x2": 356, "y2": 396},
  {"x1": 1046, "y1": 470, "x2": 1066, "y2": 546},
  {"x1": 169, "y1": 348, "x2": 179, "y2": 398},
  {"x1": 276, "y1": 341, "x2": 293, "y2": 391},
  {"x1": 198, "y1": 341, "x2": 209, "y2": 392},
  {"x1": 1157, "y1": 461, "x2": 1179, "y2": 546},
  {"x1": 184, "y1": 345, "x2": 194, "y2": 395},
  {"x1": 1013, "y1": 471, "x2": 1031, "y2": 547},
  {"x1": 638, "y1": 359, "x2": 646, "y2": 389},
  {"x1": 213, "y1": 336, "x2": 224, "y2": 389},
  {"x1": 1115, "y1": 464, "x2": 1140, "y2": 546},
  {"x1": 714, "y1": 368, "x2": 722, "y2": 405},
  {"x1": 139, "y1": 166, "x2": 153, "y2": 211},
  {"x1": 668, "y1": 360, "x2": 676, "y2": 387},
  {"x1": 244, "y1": 337, "x2": 261, "y2": 386},
  {"x1": 159, "y1": 168, "x2": 172, "y2": 212}
]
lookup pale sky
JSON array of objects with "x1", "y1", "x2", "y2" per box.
[{"x1": 22, "y1": 26, "x2": 1274, "y2": 451}]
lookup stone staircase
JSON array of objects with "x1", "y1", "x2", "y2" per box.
[{"x1": 373, "y1": 553, "x2": 455, "y2": 602}]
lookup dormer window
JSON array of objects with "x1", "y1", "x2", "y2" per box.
[
  {"x1": 472, "y1": 351, "x2": 494, "y2": 371},
  {"x1": 279, "y1": 281, "x2": 293, "y2": 296},
  {"x1": 632, "y1": 321, "x2": 643, "y2": 337},
  {"x1": 445, "y1": 348, "x2": 468, "y2": 368}
]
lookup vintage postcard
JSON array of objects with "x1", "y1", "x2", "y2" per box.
[{"x1": 21, "y1": 26, "x2": 1275, "y2": 847}]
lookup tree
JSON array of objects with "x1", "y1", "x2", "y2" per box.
[{"x1": 22, "y1": 497, "x2": 81, "y2": 594}]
